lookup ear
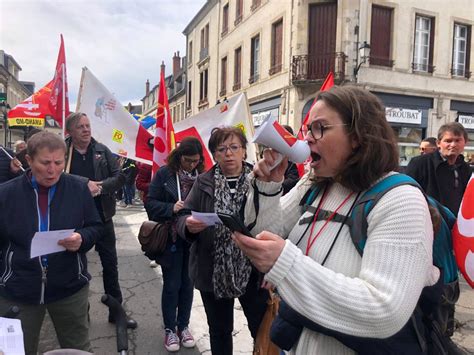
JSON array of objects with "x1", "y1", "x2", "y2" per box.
[
  {"x1": 26, "y1": 154, "x2": 33, "y2": 166},
  {"x1": 350, "y1": 135, "x2": 359, "y2": 150}
]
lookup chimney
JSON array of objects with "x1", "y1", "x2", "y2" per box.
[
  {"x1": 173, "y1": 51, "x2": 181, "y2": 79},
  {"x1": 160, "y1": 61, "x2": 165, "y2": 77},
  {"x1": 127, "y1": 102, "x2": 132, "y2": 112},
  {"x1": 145, "y1": 79, "x2": 150, "y2": 96}
]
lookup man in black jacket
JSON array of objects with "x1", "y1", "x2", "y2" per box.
[
  {"x1": 0, "y1": 146, "x2": 22, "y2": 183},
  {"x1": 65, "y1": 112, "x2": 137, "y2": 328}
]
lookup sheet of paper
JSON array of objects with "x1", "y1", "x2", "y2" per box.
[
  {"x1": 0, "y1": 317, "x2": 25, "y2": 355},
  {"x1": 30, "y1": 229, "x2": 74, "y2": 259},
  {"x1": 191, "y1": 211, "x2": 222, "y2": 226}
]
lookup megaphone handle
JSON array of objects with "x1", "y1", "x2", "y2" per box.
[{"x1": 268, "y1": 152, "x2": 283, "y2": 171}]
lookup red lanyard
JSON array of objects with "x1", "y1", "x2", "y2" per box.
[{"x1": 305, "y1": 190, "x2": 355, "y2": 255}]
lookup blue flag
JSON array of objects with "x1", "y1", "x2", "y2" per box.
[{"x1": 132, "y1": 114, "x2": 156, "y2": 129}]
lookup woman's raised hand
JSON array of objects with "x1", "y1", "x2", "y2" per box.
[{"x1": 253, "y1": 148, "x2": 288, "y2": 183}]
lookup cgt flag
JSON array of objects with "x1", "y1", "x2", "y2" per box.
[
  {"x1": 452, "y1": 174, "x2": 474, "y2": 288},
  {"x1": 152, "y1": 70, "x2": 175, "y2": 175},
  {"x1": 7, "y1": 35, "x2": 70, "y2": 129}
]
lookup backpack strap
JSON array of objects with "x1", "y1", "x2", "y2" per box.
[{"x1": 350, "y1": 174, "x2": 421, "y2": 256}]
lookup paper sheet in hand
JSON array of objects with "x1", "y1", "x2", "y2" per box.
[
  {"x1": 30, "y1": 229, "x2": 74, "y2": 258},
  {"x1": 191, "y1": 211, "x2": 222, "y2": 226},
  {"x1": 0, "y1": 317, "x2": 25, "y2": 355}
]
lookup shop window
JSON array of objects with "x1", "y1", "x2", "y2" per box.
[
  {"x1": 452, "y1": 23, "x2": 471, "y2": 78},
  {"x1": 392, "y1": 126, "x2": 423, "y2": 167},
  {"x1": 413, "y1": 15, "x2": 435, "y2": 73}
]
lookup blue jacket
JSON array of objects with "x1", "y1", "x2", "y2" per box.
[{"x1": 0, "y1": 172, "x2": 103, "y2": 304}]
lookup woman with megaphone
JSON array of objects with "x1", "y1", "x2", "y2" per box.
[{"x1": 232, "y1": 86, "x2": 439, "y2": 354}]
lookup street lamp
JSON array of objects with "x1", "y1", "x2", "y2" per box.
[
  {"x1": 354, "y1": 41, "x2": 371, "y2": 79},
  {"x1": 0, "y1": 102, "x2": 10, "y2": 147}
]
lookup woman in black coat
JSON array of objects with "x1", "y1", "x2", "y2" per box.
[{"x1": 145, "y1": 137, "x2": 205, "y2": 352}]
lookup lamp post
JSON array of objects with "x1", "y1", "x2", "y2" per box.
[
  {"x1": 354, "y1": 41, "x2": 371, "y2": 80},
  {"x1": 0, "y1": 101, "x2": 10, "y2": 147}
]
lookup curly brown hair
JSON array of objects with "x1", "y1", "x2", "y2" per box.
[{"x1": 314, "y1": 86, "x2": 399, "y2": 192}]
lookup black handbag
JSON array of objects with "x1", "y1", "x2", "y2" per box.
[{"x1": 137, "y1": 221, "x2": 170, "y2": 259}]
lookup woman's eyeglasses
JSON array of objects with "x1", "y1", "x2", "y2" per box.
[
  {"x1": 305, "y1": 121, "x2": 348, "y2": 140},
  {"x1": 182, "y1": 157, "x2": 201, "y2": 164},
  {"x1": 215, "y1": 144, "x2": 242, "y2": 155}
]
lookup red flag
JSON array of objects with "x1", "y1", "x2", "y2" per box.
[
  {"x1": 452, "y1": 174, "x2": 474, "y2": 288},
  {"x1": 296, "y1": 72, "x2": 334, "y2": 176},
  {"x1": 152, "y1": 70, "x2": 176, "y2": 175},
  {"x1": 49, "y1": 34, "x2": 70, "y2": 128},
  {"x1": 7, "y1": 80, "x2": 54, "y2": 127}
]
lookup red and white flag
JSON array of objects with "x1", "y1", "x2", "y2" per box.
[
  {"x1": 49, "y1": 34, "x2": 70, "y2": 130},
  {"x1": 152, "y1": 70, "x2": 176, "y2": 176},
  {"x1": 453, "y1": 174, "x2": 474, "y2": 288},
  {"x1": 296, "y1": 71, "x2": 334, "y2": 176},
  {"x1": 7, "y1": 35, "x2": 70, "y2": 129}
]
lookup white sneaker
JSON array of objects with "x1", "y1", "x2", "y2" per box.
[
  {"x1": 178, "y1": 327, "x2": 195, "y2": 348},
  {"x1": 164, "y1": 328, "x2": 180, "y2": 352}
]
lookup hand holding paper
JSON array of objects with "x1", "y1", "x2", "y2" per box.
[{"x1": 30, "y1": 229, "x2": 75, "y2": 258}]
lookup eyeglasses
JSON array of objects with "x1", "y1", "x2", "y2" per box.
[
  {"x1": 305, "y1": 121, "x2": 348, "y2": 140},
  {"x1": 182, "y1": 156, "x2": 201, "y2": 164},
  {"x1": 215, "y1": 144, "x2": 242, "y2": 155}
]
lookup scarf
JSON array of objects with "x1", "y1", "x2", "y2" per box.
[
  {"x1": 178, "y1": 169, "x2": 198, "y2": 200},
  {"x1": 212, "y1": 163, "x2": 252, "y2": 298}
]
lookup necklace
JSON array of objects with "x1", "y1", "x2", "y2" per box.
[{"x1": 305, "y1": 189, "x2": 355, "y2": 256}]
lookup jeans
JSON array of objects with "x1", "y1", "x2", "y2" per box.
[
  {"x1": 96, "y1": 219, "x2": 123, "y2": 305},
  {"x1": 0, "y1": 285, "x2": 91, "y2": 355},
  {"x1": 123, "y1": 184, "x2": 135, "y2": 205},
  {"x1": 161, "y1": 241, "x2": 194, "y2": 331},
  {"x1": 200, "y1": 271, "x2": 268, "y2": 355}
]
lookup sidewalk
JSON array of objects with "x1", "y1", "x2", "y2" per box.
[{"x1": 38, "y1": 202, "x2": 474, "y2": 354}]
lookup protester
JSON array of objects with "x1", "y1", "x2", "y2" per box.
[
  {"x1": 406, "y1": 122, "x2": 470, "y2": 353},
  {"x1": 0, "y1": 146, "x2": 22, "y2": 183},
  {"x1": 146, "y1": 137, "x2": 205, "y2": 352},
  {"x1": 407, "y1": 122, "x2": 470, "y2": 215},
  {"x1": 14, "y1": 128, "x2": 42, "y2": 169},
  {"x1": 64, "y1": 112, "x2": 137, "y2": 329},
  {"x1": 13, "y1": 140, "x2": 26, "y2": 153},
  {"x1": 0, "y1": 131, "x2": 103, "y2": 355},
  {"x1": 176, "y1": 127, "x2": 268, "y2": 355},
  {"x1": 419, "y1": 136, "x2": 438, "y2": 155},
  {"x1": 281, "y1": 125, "x2": 300, "y2": 194},
  {"x1": 136, "y1": 162, "x2": 152, "y2": 205},
  {"x1": 233, "y1": 86, "x2": 438, "y2": 354},
  {"x1": 122, "y1": 158, "x2": 137, "y2": 207}
]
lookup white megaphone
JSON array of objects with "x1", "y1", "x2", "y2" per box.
[{"x1": 252, "y1": 115, "x2": 310, "y2": 165}]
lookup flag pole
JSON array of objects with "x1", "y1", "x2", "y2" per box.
[
  {"x1": 76, "y1": 68, "x2": 86, "y2": 113},
  {"x1": 61, "y1": 62, "x2": 65, "y2": 138}
]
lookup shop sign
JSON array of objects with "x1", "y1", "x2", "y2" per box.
[
  {"x1": 252, "y1": 108, "x2": 279, "y2": 127},
  {"x1": 459, "y1": 115, "x2": 474, "y2": 130},
  {"x1": 385, "y1": 107, "x2": 422, "y2": 125}
]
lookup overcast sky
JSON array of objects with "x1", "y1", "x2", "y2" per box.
[{"x1": 0, "y1": 0, "x2": 205, "y2": 109}]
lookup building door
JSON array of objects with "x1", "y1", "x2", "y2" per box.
[{"x1": 308, "y1": 2, "x2": 337, "y2": 79}]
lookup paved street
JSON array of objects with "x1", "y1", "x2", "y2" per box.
[{"x1": 38, "y1": 202, "x2": 474, "y2": 354}]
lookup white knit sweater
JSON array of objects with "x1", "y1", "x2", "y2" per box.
[{"x1": 244, "y1": 173, "x2": 440, "y2": 355}]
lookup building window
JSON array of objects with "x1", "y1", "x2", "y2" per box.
[
  {"x1": 200, "y1": 24, "x2": 209, "y2": 62},
  {"x1": 187, "y1": 81, "x2": 192, "y2": 109},
  {"x1": 188, "y1": 41, "x2": 193, "y2": 64},
  {"x1": 233, "y1": 47, "x2": 242, "y2": 91},
  {"x1": 220, "y1": 56, "x2": 227, "y2": 97},
  {"x1": 251, "y1": 0, "x2": 261, "y2": 12},
  {"x1": 222, "y1": 4, "x2": 229, "y2": 36},
  {"x1": 270, "y1": 19, "x2": 283, "y2": 75},
  {"x1": 199, "y1": 69, "x2": 208, "y2": 104},
  {"x1": 370, "y1": 5, "x2": 394, "y2": 67},
  {"x1": 413, "y1": 15, "x2": 435, "y2": 73},
  {"x1": 452, "y1": 23, "x2": 471, "y2": 78},
  {"x1": 250, "y1": 35, "x2": 260, "y2": 83},
  {"x1": 235, "y1": 0, "x2": 243, "y2": 26}
]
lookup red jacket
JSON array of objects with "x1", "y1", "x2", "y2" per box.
[{"x1": 135, "y1": 162, "x2": 152, "y2": 204}]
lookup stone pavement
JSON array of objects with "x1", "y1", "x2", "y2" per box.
[{"x1": 37, "y1": 202, "x2": 474, "y2": 354}]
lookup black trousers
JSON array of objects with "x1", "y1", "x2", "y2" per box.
[
  {"x1": 96, "y1": 219, "x2": 122, "y2": 305},
  {"x1": 200, "y1": 271, "x2": 268, "y2": 355}
]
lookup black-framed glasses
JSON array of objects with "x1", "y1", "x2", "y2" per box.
[
  {"x1": 305, "y1": 121, "x2": 348, "y2": 140},
  {"x1": 215, "y1": 144, "x2": 242, "y2": 155}
]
